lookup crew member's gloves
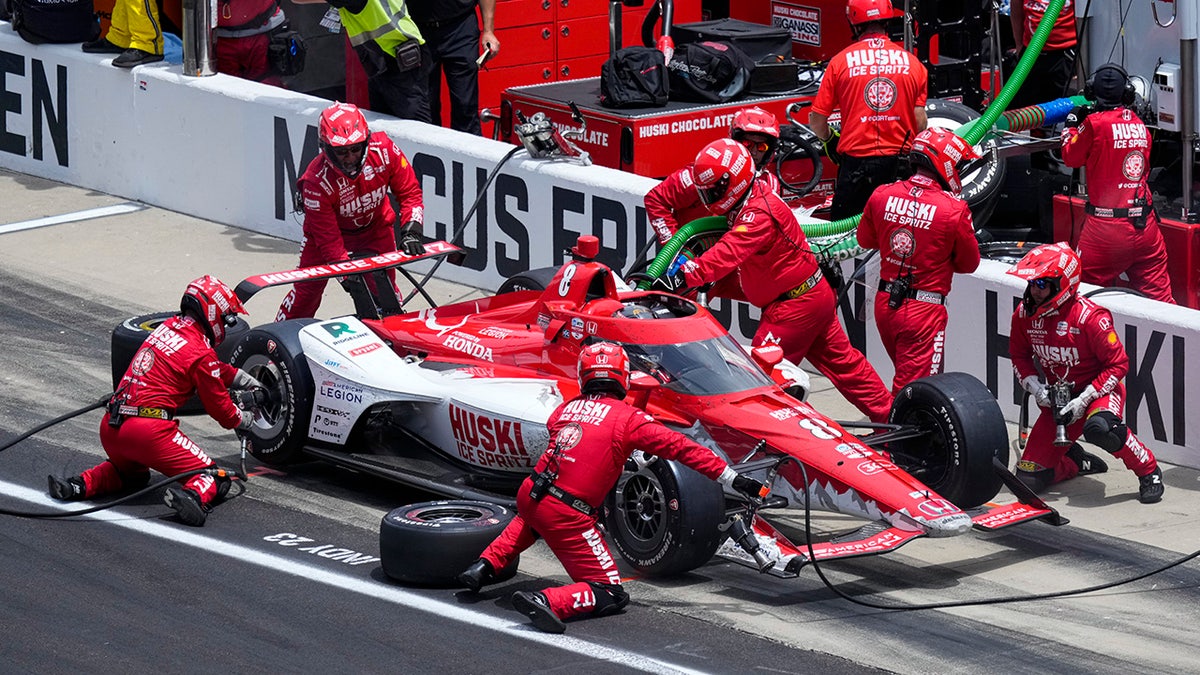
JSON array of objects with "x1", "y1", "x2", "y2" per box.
[
  {"x1": 719, "y1": 466, "x2": 767, "y2": 501},
  {"x1": 325, "y1": 0, "x2": 367, "y2": 13},
  {"x1": 232, "y1": 369, "x2": 264, "y2": 391},
  {"x1": 1058, "y1": 384, "x2": 1099, "y2": 425},
  {"x1": 237, "y1": 409, "x2": 256, "y2": 431},
  {"x1": 820, "y1": 129, "x2": 841, "y2": 165},
  {"x1": 1064, "y1": 105, "x2": 1093, "y2": 128},
  {"x1": 1020, "y1": 375, "x2": 1051, "y2": 409},
  {"x1": 398, "y1": 221, "x2": 424, "y2": 256}
]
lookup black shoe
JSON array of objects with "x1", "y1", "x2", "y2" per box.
[
  {"x1": 112, "y1": 48, "x2": 164, "y2": 68},
  {"x1": 82, "y1": 37, "x2": 124, "y2": 54},
  {"x1": 164, "y1": 486, "x2": 209, "y2": 526},
  {"x1": 457, "y1": 558, "x2": 496, "y2": 593},
  {"x1": 47, "y1": 475, "x2": 86, "y2": 501},
  {"x1": 511, "y1": 591, "x2": 565, "y2": 634},
  {"x1": 1066, "y1": 443, "x2": 1108, "y2": 476},
  {"x1": 1138, "y1": 468, "x2": 1164, "y2": 504}
]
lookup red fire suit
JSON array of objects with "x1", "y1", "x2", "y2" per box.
[
  {"x1": 858, "y1": 172, "x2": 980, "y2": 393},
  {"x1": 276, "y1": 131, "x2": 425, "y2": 321},
  {"x1": 1010, "y1": 296, "x2": 1158, "y2": 483},
  {"x1": 84, "y1": 316, "x2": 243, "y2": 504},
  {"x1": 478, "y1": 393, "x2": 728, "y2": 622},
  {"x1": 215, "y1": 0, "x2": 287, "y2": 85},
  {"x1": 682, "y1": 182, "x2": 894, "y2": 422},
  {"x1": 1061, "y1": 107, "x2": 1174, "y2": 303}
]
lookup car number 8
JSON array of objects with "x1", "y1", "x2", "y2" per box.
[
  {"x1": 558, "y1": 264, "x2": 577, "y2": 296},
  {"x1": 799, "y1": 418, "x2": 841, "y2": 440}
]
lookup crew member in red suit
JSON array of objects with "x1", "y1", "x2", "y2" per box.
[
  {"x1": 1061, "y1": 64, "x2": 1175, "y2": 304},
  {"x1": 808, "y1": 0, "x2": 928, "y2": 221},
  {"x1": 48, "y1": 277, "x2": 265, "y2": 526},
  {"x1": 276, "y1": 102, "x2": 425, "y2": 321},
  {"x1": 858, "y1": 127, "x2": 982, "y2": 393},
  {"x1": 456, "y1": 342, "x2": 765, "y2": 633},
  {"x1": 665, "y1": 139, "x2": 894, "y2": 423},
  {"x1": 1009, "y1": 0, "x2": 1077, "y2": 109},
  {"x1": 1009, "y1": 243, "x2": 1164, "y2": 503},
  {"x1": 215, "y1": 0, "x2": 289, "y2": 85}
]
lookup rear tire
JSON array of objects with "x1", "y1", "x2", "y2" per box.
[
  {"x1": 227, "y1": 320, "x2": 317, "y2": 465},
  {"x1": 604, "y1": 459, "x2": 725, "y2": 577},
  {"x1": 496, "y1": 267, "x2": 559, "y2": 294},
  {"x1": 924, "y1": 99, "x2": 1006, "y2": 230},
  {"x1": 380, "y1": 500, "x2": 519, "y2": 586},
  {"x1": 888, "y1": 372, "x2": 1008, "y2": 509}
]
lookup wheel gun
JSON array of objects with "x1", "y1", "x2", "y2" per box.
[
  {"x1": 513, "y1": 101, "x2": 591, "y2": 165},
  {"x1": 1050, "y1": 380, "x2": 1074, "y2": 446}
]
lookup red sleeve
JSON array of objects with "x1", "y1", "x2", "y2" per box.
[
  {"x1": 856, "y1": 191, "x2": 884, "y2": 250},
  {"x1": 300, "y1": 172, "x2": 350, "y2": 263},
  {"x1": 689, "y1": 199, "x2": 773, "y2": 286},
  {"x1": 385, "y1": 138, "x2": 424, "y2": 226},
  {"x1": 950, "y1": 202, "x2": 980, "y2": 273},
  {"x1": 645, "y1": 167, "x2": 693, "y2": 245},
  {"x1": 191, "y1": 353, "x2": 243, "y2": 429},
  {"x1": 1087, "y1": 309, "x2": 1128, "y2": 395},
  {"x1": 1060, "y1": 117, "x2": 1092, "y2": 169},
  {"x1": 1010, "y1": 310, "x2": 1038, "y2": 382},
  {"x1": 810, "y1": 58, "x2": 841, "y2": 117},
  {"x1": 913, "y1": 60, "x2": 928, "y2": 107},
  {"x1": 624, "y1": 413, "x2": 727, "y2": 480}
]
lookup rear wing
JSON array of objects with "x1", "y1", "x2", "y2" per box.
[{"x1": 234, "y1": 241, "x2": 463, "y2": 318}]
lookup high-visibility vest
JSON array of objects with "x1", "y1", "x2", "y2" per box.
[{"x1": 341, "y1": 0, "x2": 423, "y2": 56}]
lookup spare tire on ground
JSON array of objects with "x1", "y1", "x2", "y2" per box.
[{"x1": 380, "y1": 500, "x2": 520, "y2": 587}]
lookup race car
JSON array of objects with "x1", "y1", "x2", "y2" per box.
[{"x1": 115, "y1": 236, "x2": 1063, "y2": 582}]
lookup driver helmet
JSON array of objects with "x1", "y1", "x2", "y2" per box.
[
  {"x1": 578, "y1": 342, "x2": 631, "y2": 398},
  {"x1": 692, "y1": 139, "x2": 755, "y2": 217},
  {"x1": 846, "y1": 0, "x2": 902, "y2": 26},
  {"x1": 1006, "y1": 242, "x2": 1081, "y2": 319},
  {"x1": 730, "y1": 107, "x2": 780, "y2": 169},
  {"x1": 909, "y1": 127, "x2": 980, "y2": 194},
  {"x1": 318, "y1": 102, "x2": 370, "y2": 178},
  {"x1": 180, "y1": 275, "x2": 247, "y2": 346}
]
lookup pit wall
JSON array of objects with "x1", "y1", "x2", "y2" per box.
[{"x1": 1, "y1": 27, "x2": 1196, "y2": 468}]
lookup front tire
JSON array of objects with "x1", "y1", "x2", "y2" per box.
[
  {"x1": 227, "y1": 320, "x2": 317, "y2": 465},
  {"x1": 888, "y1": 372, "x2": 1008, "y2": 509},
  {"x1": 380, "y1": 500, "x2": 520, "y2": 586},
  {"x1": 603, "y1": 459, "x2": 725, "y2": 577}
]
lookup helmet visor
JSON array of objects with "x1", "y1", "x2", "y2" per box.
[
  {"x1": 697, "y1": 175, "x2": 730, "y2": 207},
  {"x1": 327, "y1": 141, "x2": 367, "y2": 176}
]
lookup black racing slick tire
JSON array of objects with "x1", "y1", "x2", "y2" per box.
[
  {"x1": 495, "y1": 266, "x2": 559, "y2": 294},
  {"x1": 110, "y1": 311, "x2": 250, "y2": 415},
  {"x1": 888, "y1": 372, "x2": 1008, "y2": 509},
  {"x1": 978, "y1": 241, "x2": 1039, "y2": 264},
  {"x1": 380, "y1": 500, "x2": 520, "y2": 586},
  {"x1": 924, "y1": 98, "x2": 1006, "y2": 229},
  {"x1": 227, "y1": 319, "x2": 317, "y2": 466},
  {"x1": 604, "y1": 458, "x2": 725, "y2": 577}
]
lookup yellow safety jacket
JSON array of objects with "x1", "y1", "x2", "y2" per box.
[{"x1": 341, "y1": 0, "x2": 423, "y2": 58}]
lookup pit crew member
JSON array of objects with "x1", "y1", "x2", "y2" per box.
[
  {"x1": 1008, "y1": 243, "x2": 1164, "y2": 503},
  {"x1": 456, "y1": 342, "x2": 765, "y2": 633},
  {"x1": 48, "y1": 277, "x2": 264, "y2": 525},
  {"x1": 1061, "y1": 63, "x2": 1175, "y2": 304},
  {"x1": 808, "y1": 0, "x2": 928, "y2": 221},
  {"x1": 665, "y1": 139, "x2": 894, "y2": 423},
  {"x1": 276, "y1": 102, "x2": 425, "y2": 321},
  {"x1": 857, "y1": 127, "x2": 981, "y2": 393}
]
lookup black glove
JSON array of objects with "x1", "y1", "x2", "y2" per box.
[
  {"x1": 1064, "y1": 105, "x2": 1092, "y2": 128},
  {"x1": 732, "y1": 474, "x2": 767, "y2": 502},
  {"x1": 821, "y1": 130, "x2": 841, "y2": 165},
  {"x1": 397, "y1": 221, "x2": 424, "y2": 256},
  {"x1": 326, "y1": 0, "x2": 368, "y2": 13}
]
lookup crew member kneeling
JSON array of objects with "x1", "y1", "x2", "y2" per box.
[
  {"x1": 1008, "y1": 243, "x2": 1164, "y2": 503},
  {"x1": 48, "y1": 277, "x2": 264, "y2": 526},
  {"x1": 456, "y1": 342, "x2": 765, "y2": 633}
]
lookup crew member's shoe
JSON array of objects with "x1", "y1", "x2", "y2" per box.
[
  {"x1": 457, "y1": 558, "x2": 495, "y2": 593},
  {"x1": 1067, "y1": 443, "x2": 1108, "y2": 476},
  {"x1": 1137, "y1": 468, "x2": 1164, "y2": 504},
  {"x1": 511, "y1": 591, "x2": 566, "y2": 634},
  {"x1": 112, "y1": 48, "x2": 164, "y2": 68},
  {"x1": 81, "y1": 37, "x2": 124, "y2": 54},
  {"x1": 47, "y1": 475, "x2": 86, "y2": 501},
  {"x1": 164, "y1": 486, "x2": 210, "y2": 526}
]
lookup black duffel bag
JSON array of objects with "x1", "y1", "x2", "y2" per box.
[
  {"x1": 667, "y1": 40, "x2": 754, "y2": 104},
  {"x1": 10, "y1": 0, "x2": 99, "y2": 44},
  {"x1": 600, "y1": 46, "x2": 669, "y2": 109}
]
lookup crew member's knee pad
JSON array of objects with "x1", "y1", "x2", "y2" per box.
[
  {"x1": 1015, "y1": 461, "x2": 1054, "y2": 493},
  {"x1": 588, "y1": 582, "x2": 630, "y2": 618},
  {"x1": 1082, "y1": 411, "x2": 1127, "y2": 454}
]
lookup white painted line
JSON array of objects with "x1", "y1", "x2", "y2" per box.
[
  {"x1": 0, "y1": 203, "x2": 146, "y2": 235},
  {"x1": 1, "y1": 479, "x2": 707, "y2": 675}
]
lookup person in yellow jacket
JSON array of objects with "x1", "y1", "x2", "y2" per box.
[
  {"x1": 81, "y1": 0, "x2": 164, "y2": 68},
  {"x1": 297, "y1": 0, "x2": 431, "y2": 121}
]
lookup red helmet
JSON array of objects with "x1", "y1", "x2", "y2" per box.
[
  {"x1": 847, "y1": 0, "x2": 901, "y2": 26},
  {"x1": 730, "y1": 107, "x2": 780, "y2": 169},
  {"x1": 692, "y1": 139, "x2": 755, "y2": 217},
  {"x1": 180, "y1": 276, "x2": 247, "y2": 345},
  {"x1": 318, "y1": 102, "x2": 370, "y2": 178},
  {"x1": 909, "y1": 127, "x2": 981, "y2": 194},
  {"x1": 578, "y1": 342, "x2": 631, "y2": 397},
  {"x1": 1006, "y1": 242, "x2": 1081, "y2": 318}
]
